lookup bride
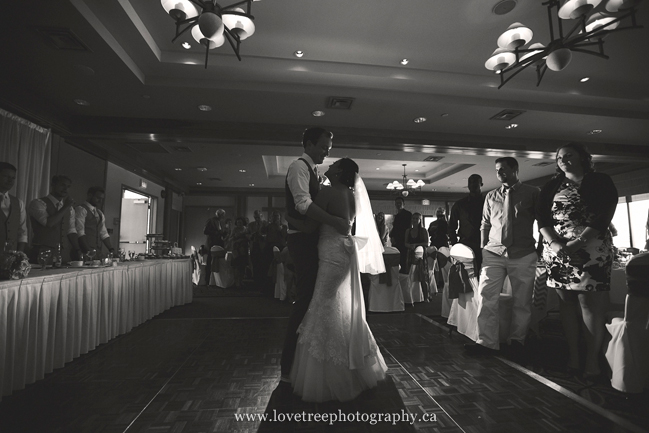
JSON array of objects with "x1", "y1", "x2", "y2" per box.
[{"x1": 287, "y1": 157, "x2": 388, "y2": 402}]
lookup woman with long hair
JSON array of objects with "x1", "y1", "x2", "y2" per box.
[{"x1": 536, "y1": 143, "x2": 618, "y2": 379}]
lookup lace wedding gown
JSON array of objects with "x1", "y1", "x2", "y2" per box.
[{"x1": 290, "y1": 224, "x2": 388, "y2": 402}]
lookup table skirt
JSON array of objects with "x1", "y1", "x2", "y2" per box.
[{"x1": 0, "y1": 259, "x2": 192, "y2": 401}]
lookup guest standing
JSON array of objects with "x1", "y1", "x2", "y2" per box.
[
  {"x1": 249, "y1": 210, "x2": 269, "y2": 293},
  {"x1": 390, "y1": 197, "x2": 412, "y2": 274},
  {"x1": 449, "y1": 174, "x2": 485, "y2": 268},
  {"x1": 536, "y1": 143, "x2": 617, "y2": 379},
  {"x1": 230, "y1": 217, "x2": 249, "y2": 289},
  {"x1": 203, "y1": 208, "x2": 226, "y2": 279},
  {"x1": 405, "y1": 212, "x2": 430, "y2": 300},
  {"x1": 75, "y1": 187, "x2": 114, "y2": 260},
  {"x1": 27, "y1": 175, "x2": 79, "y2": 264},
  {"x1": 375, "y1": 211, "x2": 388, "y2": 246},
  {"x1": 0, "y1": 162, "x2": 27, "y2": 252},
  {"x1": 465, "y1": 157, "x2": 540, "y2": 357},
  {"x1": 428, "y1": 207, "x2": 449, "y2": 248}
]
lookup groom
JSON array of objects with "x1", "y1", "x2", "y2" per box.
[{"x1": 280, "y1": 127, "x2": 349, "y2": 382}]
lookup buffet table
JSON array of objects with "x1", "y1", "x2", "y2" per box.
[{"x1": 0, "y1": 259, "x2": 192, "y2": 401}]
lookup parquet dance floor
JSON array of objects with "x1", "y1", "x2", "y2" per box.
[{"x1": 0, "y1": 293, "x2": 646, "y2": 433}]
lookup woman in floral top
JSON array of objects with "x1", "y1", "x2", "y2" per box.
[{"x1": 536, "y1": 143, "x2": 618, "y2": 380}]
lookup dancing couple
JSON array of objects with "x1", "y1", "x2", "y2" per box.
[{"x1": 280, "y1": 127, "x2": 387, "y2": 402}]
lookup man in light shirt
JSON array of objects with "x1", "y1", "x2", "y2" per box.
[
  {"x1": 279, "y1": 127, "x2": 349, "y2": 383},
  {"x1": 0, "y1": 162, "x2": 27, "y2": 252},
  {"x1": 28, "y1": 175, "x2": 79, "y2": 264},
  {"x1": 75, "y1": 186, "x2": 114, "y2": 260},
  {"x1": 465, "y1": 157, "x2": 540, "y2": 358}
]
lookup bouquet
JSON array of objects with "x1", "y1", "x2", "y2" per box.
[{"x1": 0, "y1": 250, "x2": 32, "y2": 280}]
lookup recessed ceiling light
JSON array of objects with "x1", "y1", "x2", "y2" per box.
[
  {"x1": 376, "y1": 168, "x2": 380, "y2": 170},
  {"x1": 415, "y1": 169, "x2": 419, "y2": 172},
  {"x1": 414, "y1": 117, "x2": 426, "y2": 123},
  {"x1": 312, "y1": 110, "x2": 325, "y2": 117},
  {"x1": 197, "y1": 167, "x2": 208, "y2": 171},
  {"x1": 441, "y1": 113, "x2": 449, "y2": 117},
  {"x1": 588, "y1": 129, "x2": 602, "y2": 135},
  {"x1": 182, "y1": 42, "x2": 191, "y2": 49},
  {"x1": 196, "y1": 182, "x2": 202, "y2": 185},
  {"x1": 239, "y1": 169, "x2": 246, "y2": 173},
  {"x1": 400, "y1": 59, "x2": 409, "y2": 65},
  {"x1": 505, "y1": 123, "x2": 518, "y2": 129},
  {"x1": 198, "y1": 105, "x2": 212, "y2": 111},
  {"x1": 580, "y1": 77, "x2": 590, "y2": 83},
  {"x1": 74, "y1": 99, "x2": 89, "y2": 106},
  {"x1": 294, "y1": 50, "x2": 304, "y2": 58},
  {"x1": 175, "y1": 168, "x2": 182, "y2": 171},
  {"x1": 249, "y1": 183, "x2": 255, "y2": 186}
]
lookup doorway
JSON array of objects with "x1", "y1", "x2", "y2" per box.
[{"x1": 119, "y1": 188, "x2": 155, "y2": 256}]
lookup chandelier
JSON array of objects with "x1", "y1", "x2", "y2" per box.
[
  {"x1": 386, "y1": 164, "x2": 426, "y2": 197},
  {"x1": 485, "y1": 0, "x2": 643, "y2": 89},
  {"x1": 161, "y1": 0, "x2": 258, "y2": 69}
]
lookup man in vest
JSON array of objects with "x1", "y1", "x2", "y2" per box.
[
  {"x1": 75, "y1": 186, "x2": 114, "y2": 260},
  {"x1": 279, "y1": 127, "x2": 349, "y2": 383},
  {"x1": 27, "y1": 175, "x2": 79, "y2": 264},
  {"x1": 0, "y1": 162, "x2": 27, "y2": 252}
]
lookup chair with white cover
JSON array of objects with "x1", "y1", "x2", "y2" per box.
[
  {"x1": 447, "y1": 243, "x2": 480, "y2": 341},
  {"x1": 369, "y1": 246, "x2": 404, "y2": 312},
  {"x1": 191, "y1": 246, "x2": 205, "y2": 286},
  {"x1": 209, "y1": 246, "x2": 234, "y2": 288},
  {"x1": 437, "y1": 246, "x2": 453, "y2": 318},
  {"x1": 403, "y1": 246, "x2": 425, "y2": 305},
  {"x1": 273, "y1": 246, "x2": 287, "y2": 300},
  {"x1": 604, "y1": 252, "x2": 649, "y2": 393}
]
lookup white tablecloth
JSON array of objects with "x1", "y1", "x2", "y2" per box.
[{"x1": 0, "y1": 259, "x2": 192, "y2": 401}]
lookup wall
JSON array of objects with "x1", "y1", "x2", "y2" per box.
[
  {"x1": 50, "y1": 138, "x2": 107, "y2": 205},
  {"x1": 105, "y1": 162, "x2": 165, "y2": 250}
]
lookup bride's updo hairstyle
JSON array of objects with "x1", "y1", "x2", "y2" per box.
[{"x1": 337, "y1": 158, "x2": 359, "y2": 188}]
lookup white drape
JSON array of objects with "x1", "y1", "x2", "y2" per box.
[{"x1": 0, "y1": 109, "x2": 51, "y2": 205}]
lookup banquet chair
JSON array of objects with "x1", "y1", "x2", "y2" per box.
[
  {"x1": 605, "y1": 252, "x2": 649, "y2": 393},
  {"x1": 436, "y1": 246, "x2": 453, "y2": 318},
  {"x1": 368, "y1": 246, "x2": 404, "y2": 312},
  {"x1": 280, "y1": 246, "x2": 296, "y2": 302},
  {"x1": 446, "y1": 243, "x2": 480, "y2": 341},
  {"x1": 209, "y1": 246, "x2": 234, "y2": 288},
  {"x1": 402, "y1": 246, "x2": 425, "y2": 305},
  {"x1": 190, "y1": 246, "x2": 206, "y2": 286},
  {"x1": 273, "y1": 246, "x2": 287, "y2": 301}
]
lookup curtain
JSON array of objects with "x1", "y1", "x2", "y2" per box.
[{"x1": 0, "y1": 108, "x2": 51, "y2": 205}]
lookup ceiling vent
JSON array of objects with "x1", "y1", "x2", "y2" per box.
[
  {"x1": 490, "y1": 109, "x2": 525, "y2": 121},
  {"x1": 423, "y1": 156, "x2": 444, "y2": 162},
  {"x1": 171, "y1": 146, "x2": 193, "y2": 153},
  {"x1": 532, "y1": 161, "x2": 554, "y2": 167},
  {"x1": 126, "y1": 143, "x2": 170, "y2": 154},
  {"x1": 35, "y1": 27, "x2": 91, "y2": 51},
  {"x1": 327, "y1": 97, "x2": 355, "y2": 110}
]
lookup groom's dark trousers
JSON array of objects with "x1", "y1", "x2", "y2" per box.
[{"x1": 280, "y1": 231, "x2": 319, "y2": 376}]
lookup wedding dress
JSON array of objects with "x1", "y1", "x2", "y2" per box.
[{"x1": 290, "y1": 176, "x2": 387, "y2": 402}]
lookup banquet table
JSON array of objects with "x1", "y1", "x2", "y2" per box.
[{"x1": 0, "y1": 258, "x2": 192, "y2": 401}]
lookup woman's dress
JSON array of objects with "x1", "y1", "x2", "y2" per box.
[
  {"x1": 290, "y1": 225, "x2": 388, "y2": 402},
  {"x1": 542, "y1": 181, "x2": 613, "y2": 291}
]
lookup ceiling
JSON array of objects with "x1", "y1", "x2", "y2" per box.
[{"x1": 1, "y1": 0, "x2": 648, "y2": 196}]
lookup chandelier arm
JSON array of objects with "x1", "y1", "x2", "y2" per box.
[
  {"x1": 172, "y1": 20, "x2": 198, "y2": 43},
  {"x1": 223, "y1": 28, "x2": 242, "y2": 61},
  {"x1": 204, "y1": 42, "x2": 209, "y2": 69},
  {"x1": 536, "y1": 63, "x2": 548, "y2": 87},
  {"x1": 497, "y1": 56, "x2": 540, "y2": 89},
  {"x1": 545, "y1": 0, "x2": 556, "y2": 41},
  {"x1": 569, "y1": 47, "x2": 609, "y2": 60},
  {"x1": 561, "y1": 15, "x2": 587, "y2": 41},
  {"x1": 221, "y1": 0, "x2": 252, "y2": 12}
]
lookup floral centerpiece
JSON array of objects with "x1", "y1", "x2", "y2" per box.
[{"x1": 0, "y1": 250, "x2": 32, "y2": 280}]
